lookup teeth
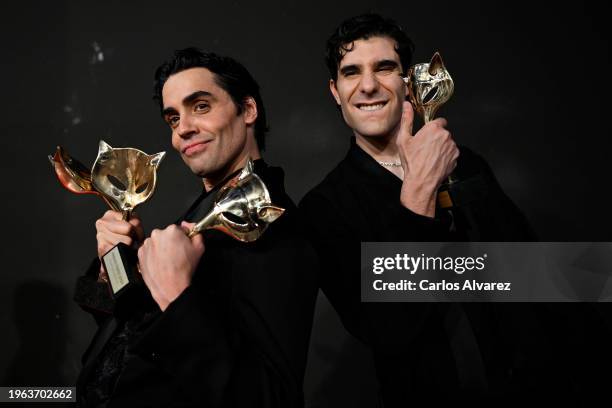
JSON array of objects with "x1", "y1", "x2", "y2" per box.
[{"x1": 359, "y1": 103, "x2": 385, "y2": 111}]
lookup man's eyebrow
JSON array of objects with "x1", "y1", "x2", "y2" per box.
[
  {"x1": 161, "y1": 90, "x2": 213, "y2": 117},
  {"x1": 375, "y1": 59, "x2": 400, "y2": 69},
  {"x1": 183, "y1": 90, "x2": 212, "y2": 105},
  {"x1": 161, "y1": 107, "x2": 177, "y2": 117},
  {"x1": 339, "y1": 64, "x2": 359, "y2": 75}
]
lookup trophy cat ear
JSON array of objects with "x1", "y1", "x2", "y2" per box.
[
  {"x1": 428, "y1": 52, "x2": 445, "y2": 76},
  {"x1": 257, "y1": 205, "x2": 285, "y2": 224},
  {"x1": 149, "y1": 151, "x2": 166, "y2": 167},
  {"x1": 98, "y1": 140, "x2": 113, "y2": 155},
  {"x1": 238, "y1": 158, "x2": 254, "y2": 180}
]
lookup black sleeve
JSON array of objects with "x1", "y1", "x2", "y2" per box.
[
  {"x1": 73, "y1": 258, "x2": 114, "y2": 326},
  {"x1": 377, "y1": 193, "x2": 453, "y2": 241},
  {"x1": 129, "y1": 232, "x2": 317, "y2": 408},
  {"x1": 299, "y1": 191, "x2": 439, "y2": 344},
  {"x1": 452, "y1": 146, "x2": 537, "y2": 241}
]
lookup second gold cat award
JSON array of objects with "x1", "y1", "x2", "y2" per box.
[{"x1": 49, "y1": 141, "x2": 165, "y2": 299}]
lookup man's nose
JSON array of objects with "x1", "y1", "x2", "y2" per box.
[
  {"x1": 177, "y1": 115, "x2": 196, "y2": 138},
  {"x1": 359, "y1": 71, "x2": 379, "y2": 94}
]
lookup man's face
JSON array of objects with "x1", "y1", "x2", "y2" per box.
[
  {"x1": 162, "y1": 67, "x2": 254, "y2": 178},
  {"x1": 330, "y1": 36, "x2": 407, "y2": 139}
]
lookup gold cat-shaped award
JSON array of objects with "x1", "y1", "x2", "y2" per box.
[{"x1": 405, "y1": 52, "x2": 454, "y2": 123}]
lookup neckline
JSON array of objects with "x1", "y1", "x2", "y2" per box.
[{"x1": 346, "y1": 138, "x2": 403, "y2": 186}]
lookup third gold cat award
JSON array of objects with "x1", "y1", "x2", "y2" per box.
[
  {"x1": 403, "y1": 53, "x2": 456, "y2": 209},
  {"x1": 49, "y1": 141, "x2": 165, "y2": 308}
]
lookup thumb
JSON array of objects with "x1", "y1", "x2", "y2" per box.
[
  {"x1": 180, "y1": 221, "x2": 196, "y2": 234},
  {"x1": 192, "y1": 233, "x2": 205, "y2": 252},
  {"x1": 400, "y1": 101, "x2": 414, "y2": 138},
  {"x1": 181, "y1": 221, "x2": 205, "y2": 252}
]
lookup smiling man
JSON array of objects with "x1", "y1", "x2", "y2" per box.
[
  {"x1": 299, "y1": 13, "x2": 550, "y2": 406},
  {"x1": 161, "y1": 66, "x2": 262, "y2": 190},
  {"x1": 75, "y1": 48, "x2": 317, "y2": 407}
]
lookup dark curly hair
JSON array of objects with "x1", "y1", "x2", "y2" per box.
[
  {"x1": 325, "y1": 13, "x2": 415, "y2": 81},
  {"x1": 153, "y1": 48, "x2": 269, "y2": 150}
]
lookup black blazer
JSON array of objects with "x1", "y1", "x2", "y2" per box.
[
  {"x1": 74, "y1": 160, "x2": 318, "y2": 408},
  {"x1": 299, "y1": 139, "x2": 608, "y2": 405}
]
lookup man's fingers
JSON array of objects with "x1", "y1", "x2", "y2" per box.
[
  {"x1": 137, "y1": 244, "x2": 153, "y2": 285},
  {"x1": 401, "y1": 101, "x2": 414, "y2": 137},
  {"x1": 97, "y1": 232, "x2": 134, "y2": 255},
  {"x1": 452, "y1": 147, "x2": 460, "y2": 161},
  {"x1": 191, "y1": 232, "x2": 205, "y2": 253},
  {"x1": 98, "y1": 210, "x2": 144, "y2": 241},
  {"x1": 103, "y1": 210, "x2": 124, "y2": 221},
  {"x1": 98, "y1": 232, "x2": 133, "y2": 248},
  {"x1": 180, "y1": 221, "x2": 195, "y2": 234},
  {"x1": 181, "y1": 221, "x2": 205, "y2": 252},
  {"x1": 97, "y1": 218, "x2": 139, "y2": 238},
  {"x1": 430, "y1": 117, "x2": 448, "y2": 129},
  {"x1": 128, "y1": 217, "x2": 145, "y2": 242}
]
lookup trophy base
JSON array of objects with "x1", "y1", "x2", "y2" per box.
[
  {"x1": 438, "y1": 177, "x2": 456, "y2": 209},
  {"x1": 102, "y1": 243, "x2": 153, "y2": 315},
  {"x1": 438, "y1": 173, "x2": 492, "y2": 210},
  {"x1": 102, "y1": 243, "x2": 140, "y2": 297}
]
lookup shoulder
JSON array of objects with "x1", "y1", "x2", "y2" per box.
[
  {"x1": 456, "y1": 145, "x2": 496, "y2": 179},
  {"x1": 457, "y1": 145, "x2": 488, "y2": 167},
  {"x1": 299, "y1": 156, "x2": 354, "y2": 210}
]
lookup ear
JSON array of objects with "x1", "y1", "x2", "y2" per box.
[
  {"x1": 238, "y1": 158, "x2": 254, "y2": 180},
  {"x1": 98, "y1": 140, "x2": 112, "y2": 155},
  {"x1": 428, "y1": 52, "x2": 445, "y2": 76},
  {"x1": 257, "y1": 205, "x2": 285, "y2": 224},
  {"x1": 149, "y1": 151, "x2": 166, "y2": 167},
  {"x1": 329, "y1": 79, "x2": 341, "y2": 106},
  {"x1": 242, "y1": 96, "x2": 258, "y2": 126}
]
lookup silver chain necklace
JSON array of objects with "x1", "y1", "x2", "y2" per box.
[{"x1": 378, "y1": 161, "x2": 402, "y2": 167}]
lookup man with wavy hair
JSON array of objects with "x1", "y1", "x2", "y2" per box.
[
  {"x1": 298, "y1": 13, "x2": 584, "y2": 406},
  {"x1": 75, "y1": 48, "x2": 317, "y2": 407}
]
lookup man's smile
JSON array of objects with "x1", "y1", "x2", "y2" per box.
[
  {"x1": 355, "y1": 101, "x2": 388, "y2": 111},
  {"x1": 182, "y1": 140, "x2": 212, "y2": 156}
]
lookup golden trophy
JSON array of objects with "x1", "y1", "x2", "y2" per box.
[
  {"x1": 50, "y1": 141, "x2": 165, "y2": 298},
  {"x1": 404, "y1": 52, "x2": 456, "y2": 208},
  {"x1": 188, "y1": 159, "x2": 285, "y2": 241},
  {"x1": 51, "y1": 144, "x2": 284, "y2": 312}
]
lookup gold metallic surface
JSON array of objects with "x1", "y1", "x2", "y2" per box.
[
  {"x1": 405, "y1": 52, "x2": 454, "y2": 123},
  {"x1": 49, "y1": 145, "x2": 119, "y2": 211},
  {"x1": 188, "y1": 159, "x2": 285, "y2": 242},
  {"x1": 49, "y1": 141, "x2": 165, "y2": 217},
  {"x1": 92, "y1": 141, "x2": 165, "y2": 214},
  {"x1": 437, "y1": 190, "x2": 453, "y2": 209},
  {"x1": 405, "y1": 52, "x2": 457, "y2": 202},
  {"x1": 405, "y1": 52, "x2": 456, "y2": 204}
]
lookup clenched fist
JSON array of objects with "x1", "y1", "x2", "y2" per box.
[
  {"x1": 137, "y1": 222, "x2": 205, "y2": 311},
  {"x1": 396, "y1": 101, "x2": 459, "y2": 217},
  {"x1": 95, "y1": 210, "x2": 144, "y2": 281}
]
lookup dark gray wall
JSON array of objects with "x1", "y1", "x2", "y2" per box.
[{"x1": 1, "y1": 0, "x2": 609, "y2": 401}]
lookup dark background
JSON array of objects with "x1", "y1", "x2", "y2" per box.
[{"x1": 1, "y1": 0, "x2": 609, "y2": 406}]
